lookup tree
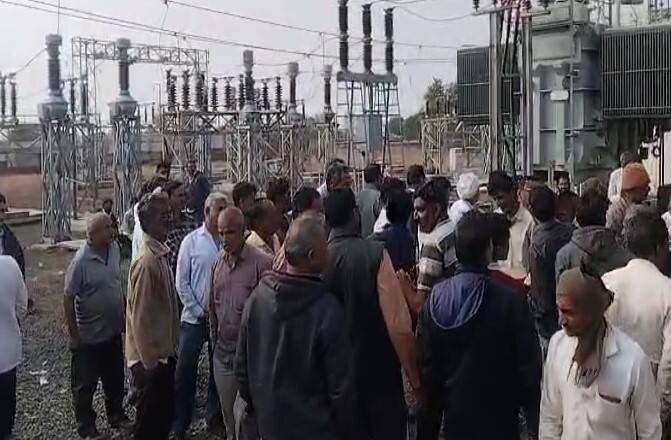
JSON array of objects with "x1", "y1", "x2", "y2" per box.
[
  {"x1": 403, "y1": 113, "x2": 422, "y2": 141},
  {"x1": 424, "y1": 78, "x2": 447, "y2": 103},
  {"x1": 388, "y1": 117, "x2": 403, "y2": 138},
  {"x1": 423, "y1": 78, "x2": 457, "y2": 116}
]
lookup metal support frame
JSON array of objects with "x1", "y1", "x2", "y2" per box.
[
  {"x1": 70, "y1": 36, "x2": 208, "y2": 205},
  {"x1": 229, "y1": 125, "x2": 251, "y2": 183},
  {"x1": 70, "y1": 120, "x2": 101, "y2": 208},
  {"x1": 313, "y1": 121, "x2": 337, "y2": 179},
  {"x1": 336, "y1": 76, "x2": 401, "y2": 172},
  {"x1": 111, "y1": 115, "x2": 141, "y2": 220},
  {"x1": 421, "y1": 116, "x2": 452, "y2": 174},
  {"x1": 72, "y1": 38, "x2": 207, "y2": 113},
  {"x1": 41, "y1": 118, "x2": 72, "y2": 242},
  {"x1": 489, "y1": 12, "x2": 502, "y2": 171},
  {"x1": 39, "y1": 34, "x2": 72, "y2": 242},
  {"x1": 521, "y1": 14, "x2": 534, "y2": 176}
]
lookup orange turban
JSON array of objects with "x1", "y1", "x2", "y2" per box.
[{"x1": 621, "y1": 163, "x2": 650, "y2": 191}]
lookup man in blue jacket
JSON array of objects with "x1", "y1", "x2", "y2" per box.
[{"x1": 417, "y1": 210, "x2": 542, "y2": 440}]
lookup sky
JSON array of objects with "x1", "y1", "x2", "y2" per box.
[{"x1": 0, "y1": 0, "x2": 489, "y2": 121}]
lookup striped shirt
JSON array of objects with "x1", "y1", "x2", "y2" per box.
[{"x1": 417, "y1": 219, "x2": 457, "y2": 295}]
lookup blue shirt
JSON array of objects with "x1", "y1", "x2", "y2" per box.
[{"x1": 176, "y1": 225, "x2": 222, "y2": 324}]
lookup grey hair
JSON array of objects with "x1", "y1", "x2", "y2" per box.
[
  {"x1": 86, "y1": 212, "x2": 110, "y2": 238},
  {"x1": 623, "y1": 205, "x2": 668, "y2": 257},
  {"x1": 284, "y1": 214, "x2": 326, "y2": 266},
  {"x1": 204, "y1": 192, "x2": 228, "y2": 215},
  {"x1": 325, "y1": 163, "x2": 352, "y2": 190}
]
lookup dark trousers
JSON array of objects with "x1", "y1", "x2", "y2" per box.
[
  {"x1": 71, "y1": 336, "x2": 125, "y2": 437},
  {"x1": 174, "y1": 321, "x2": 221, "y2": 435},
  {"x1": 132, "y1": 359, "x2": 176, "y2": 440},
  {"x1": 361, "y1": 391, "x2": 407, "y2": 440},
  {"x1": 0, "y1": 368, "x2": 17, "y2": 440}
]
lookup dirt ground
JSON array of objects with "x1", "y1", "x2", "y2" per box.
[{"x1": 12, "y1": 223, "x2": 216, "y2": 440}]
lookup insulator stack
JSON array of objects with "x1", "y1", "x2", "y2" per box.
[
  {"x1": 202, "y1": 74, "x2": 209, "y2": 111},
  {"x1": 238, "y1": 75, "x2": 245, "y2": 110},
  {"x1": 182, "y1": 70, "x2": 191, "y2": 110},
  {"x1": 195, "y1": 72, "x2": 205, "y2": 110},
  {"x1": 288, "y1": 62, "x2": 299, "y2": 110},
  {"x1": 211, "y1": 77, "x2": 219, "y2": 111},
  {"x1": 39, "y1": 34, "x2": 67, "y2": 122},
  {"x1": 384, "y1": 8, "x2": 394, "y2": 73},
  {"x1": 47, "y1": 36, "x2": 62, "y2": 95},
  {"x1": 339, "y1": 0, "x2": 349, "y2": 71},
  {"x1": 243, "y1": 50, "x2": 255, "y2": 108},
  {"x1": 323, "y1": 65, "x2": 333, "y2": 115},
  {"x1": 255, "y1": 88, "x2": 262, "y2": 108},
  {"x1": 0, "y1": 76, "x2": 6, "y2": 119},
  {"x1": 362, "y1": 4, "x2": 373, "y2": 73},
  {"x1": 473, "y1": 0, "x2": 480, "y2": 10},
  {"x1": 10, "y1": 79, "x2": 16, "y2": 121},
  {"x1": 165, "y1": 69, "x2": 174, "y2": 109},
  {"x1": 168, "y1": 75, "x2": 177, "y2": 109},
  {"x1": 69, "y1": 79, "x2": 76, "y2": 115},
  {"x1": 80, "y1": 81, "x2": 88, "y2": 116},
  {"x1": 223, "y1": 78, "x2": 234, "y2": 111},
  {"x1": 117, "y1": 38, "x2": 131, "y2": 94},
  {"x1": 275, "y1": 76, "x2": 283, "y2": 111},
  {"x1": 262, "y1": 80, "x2": 270, "y2": 111}
]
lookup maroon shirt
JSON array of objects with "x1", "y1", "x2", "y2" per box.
[
  {"x1": 209, "y1": 243, "x2": 272, "y2": 369},
  {"x1": 490, "y1": 270, "x2": 527, "y2": 296}
]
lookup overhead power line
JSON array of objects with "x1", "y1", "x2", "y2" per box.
[
  {"x1": 14, "y1": 48, "x2": 47, "y2": 75},
  {"x1": 3, "y1": 0, "x2": 457, "y2": 65},
  {"x1": 165, "y1": 0, "x2": 463, "y2": 50},
  {"x1": 395, "y1": 6, "x2": 474, "y2": 22},
  {"x1": 13, "y1": 0, "x2": 339, "y2": 57}
]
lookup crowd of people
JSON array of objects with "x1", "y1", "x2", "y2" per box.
[{"x1": 4, "y1": 155, "x2": 671, "y2": 440}]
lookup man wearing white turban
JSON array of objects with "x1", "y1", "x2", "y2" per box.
[{"x1": 448, "y1": 173, "x2": 480, "y2": 225}]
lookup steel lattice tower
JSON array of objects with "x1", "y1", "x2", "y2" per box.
[
  {"x1": 38, "y1": 34, "x2": 72, "y2": 242},
  {"x1": 110, "y1": 38, "x2": 141, "y2": 221}
]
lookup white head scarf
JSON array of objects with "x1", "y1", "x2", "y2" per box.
[{"x1": 456, "y1": 173, "x2": 480, "y2": 200}]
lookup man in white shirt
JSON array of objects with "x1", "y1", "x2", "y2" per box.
[
  {"x1": 174, "y1": 193, "x2": 228, "y2": 439},
  {"x1": 131, "y1": 178, "x2": 168, "y2": 262},
  {"x1": 448, "y1": 172, "x2": 480, "y2": 225},
  {"x1": 608, "y1": 151, "x2": 637, "y2": 202},
  {"x1": 540, "y1": 265, "x2": 661, "y2": 440},
  {"x1": 602, "y1": 206, "x2": 671, "y2": 431},
  {"x1": 488, "y1": 171, "x2": 535, "y2": 280},
  {"x1": 0, "y1": 255, "x2": 28, "y2": 439},
  {"x1": 318, "y1": 158, "x2": 348, "y2": 199}
]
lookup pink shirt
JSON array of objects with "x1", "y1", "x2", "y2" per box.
[{"x1": 209, "y1": 244, "x2": 273, "y2": 368}]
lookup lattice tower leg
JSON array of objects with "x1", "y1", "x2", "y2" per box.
[
  {"x1": 198, "y1": 132, "x2": 212, "y2": 178},
  {"x1": 289, "y1": 125, "x2": 306, "y2": 190},
  {"x1": 178, "y1": 113, "x2": 197, "y2": 177},
  {"x1": 112, "y1": 117, "x2": 142, "y2": 220},
  {"x1": 41, "y1": 120, "x2": 72, "y2": 242}
]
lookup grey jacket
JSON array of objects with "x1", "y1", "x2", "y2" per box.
[
  {"x1": 555, "y1": 225, "x2": 632, "y2": 280},
  {"x1": 356, "y1": 184, "x2": 381, "y2": 238}
]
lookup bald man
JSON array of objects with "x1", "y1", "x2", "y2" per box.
[
  {"x1": 210, "y1": 207, "x2": 273, "y2": 440},
  {"x1": 245, "y1": 198, "x2": 281, "y2": 257},
  {"x1": 64, "y1": 212, "x2": 129, "y2": 439},
  {"x1": 235, "y1": 215, "x2": 357, "y2": 439}
]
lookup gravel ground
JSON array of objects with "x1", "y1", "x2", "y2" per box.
[{"x1": 12, "y1": 224, "x2": 218, "y2": 440}]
